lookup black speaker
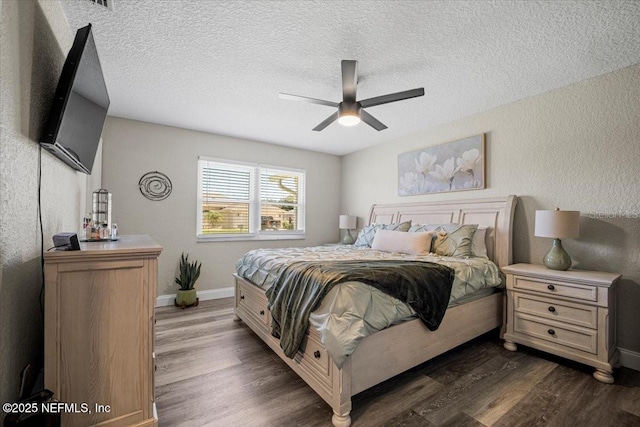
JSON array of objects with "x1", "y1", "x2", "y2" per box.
[{"x1": 52, "y1": 233, "x2": 80, "y2": 251}]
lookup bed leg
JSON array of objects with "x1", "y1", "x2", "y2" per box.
[
  {"x1": 331, "y1": 357, "x2": 352, "y2": 427},
  {"x1": 332, "y1": 412, "x2": 351, "y2": 427},
  {"x1": 503, "y1": 340, "x2": 517, "y2": 351}
]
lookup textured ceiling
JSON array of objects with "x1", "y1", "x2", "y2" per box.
[{"x1": 60, "y1": 0, "x2": 640, "y2": 155}]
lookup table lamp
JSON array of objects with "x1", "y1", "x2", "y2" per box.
[
  {"x1": 339, "y1": 215, "x2": 357, "y2": 244},
  {"x1": 534, "y1": 208, "x2": 580, "y2": 270}
]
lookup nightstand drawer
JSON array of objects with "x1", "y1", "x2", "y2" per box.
[
  {"x1": 513, "y1": 293, "x2": 597, "y2": 329},
  {"x1": 513, "y1": 276, "x2": 597, "y2": 302},
  {"x1": 514, "y1": 312, "x2": 598, "y2": 354}
]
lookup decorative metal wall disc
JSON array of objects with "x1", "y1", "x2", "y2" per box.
[{"x1": 139, "y1": 171, "x2": 172, "y2": 201}]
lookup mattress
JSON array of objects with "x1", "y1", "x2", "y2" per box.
[{"x1": 235, "y1": 244, "x2": 503, "y2": 367}]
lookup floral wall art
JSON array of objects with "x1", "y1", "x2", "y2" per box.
[{"x1": 398, "y1": 134, "x2": 485, "y2": 195}]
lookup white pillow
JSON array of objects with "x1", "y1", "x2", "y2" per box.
[
  {"x1": 471, "y1": 226, "x2": 489, "y2": 258},
  {"x1": 371, "y1": 229, "x2": 435, "y2": 256}
]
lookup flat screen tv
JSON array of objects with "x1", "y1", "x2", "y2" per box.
[{"x1": 40, "y1": 24, "x2": 110, "y2": 174}]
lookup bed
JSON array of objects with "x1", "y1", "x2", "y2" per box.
[{"x1": 233, "y1": 195, "x2": 517, "y2": 427}]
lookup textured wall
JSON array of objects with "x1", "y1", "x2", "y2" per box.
[
  {"x1": 101, "y1": 117, "x2": 341, "y2": 296},
  {"x1": 341, "y1": 65, "x2": 640, "y2": 358},
  {"x1": 0, "y1": 0, "x2": 99, "y2": 402}
]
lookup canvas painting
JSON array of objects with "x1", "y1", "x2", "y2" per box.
[{"x1": 398, "y1": 134, "x2": 485, "y2": 195}]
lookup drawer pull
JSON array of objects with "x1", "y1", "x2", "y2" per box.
[
  {"x1": 548, "y1": 329, "x2": 556, "y2": 335},
  {"x1": 259, "y1": 310, "x2": 265, "y2": 316},
  {"x1": 547, "y1": 284, "x2": 555, "y2": 291},
  {"x1": 314, "y1": 350, "x2": 321, "y2": 359},
  {"x1": 240, "y1": 295, "x2": 245, "y2": 300},
  {"x1": 548, "y1": 306, "x2": 556, "y2": 312}
]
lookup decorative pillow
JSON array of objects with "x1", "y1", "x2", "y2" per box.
[
  {"x1": 353, "y1": 221, "x2": 411, "y2": 248},
  {"x1": 432, "y1": 224, "x2": 478, "y2": 258},
  {"x1": 371, "y1": 229, "x2": 435, "y2": 256},
  {"x1": 471, "y1": 226, "x2": 489, "y2": 258},
  {"x1": 408, "y1": 223, "x2": 440, "y2": 233}
]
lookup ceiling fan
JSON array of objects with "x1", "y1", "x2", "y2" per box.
[{"x1": 279, "y1": 60, "x2": 424, "y2": 131}]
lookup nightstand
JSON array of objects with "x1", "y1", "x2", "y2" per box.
[{"x1": 502, "y1": 263, "x2": 621, "y2": 383}]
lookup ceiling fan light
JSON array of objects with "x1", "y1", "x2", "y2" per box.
[
  {"x1": 338, "y1": 114, "x2": 361, "y2": 126},
  {"x1": 338, "y1": 102, "x2": 361, "y2": 127}
]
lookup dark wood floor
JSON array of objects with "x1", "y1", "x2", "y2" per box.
[{"x1": 155, "y1": 298, "x2": 640, "y2": 427}]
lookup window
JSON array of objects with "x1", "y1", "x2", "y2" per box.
[{"x1": 197, "y1": 157, "x2": 305, "y2": 240}]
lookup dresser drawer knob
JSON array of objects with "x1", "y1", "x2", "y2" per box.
[
  {"x1": 240, "y1": 295, "x2": 245, "y2": 300},
  {"x1": 548, "y1": 329, "x2": 556, "y2": 335},
  {"x1": 548, "y1": 306, "x2": 556, "y2": 312},
  {"x1": 314, "y1": 350, "x2": 321, "y2": 359},
  {"x1": 259, "y1": 310, "x2": 265, "y2": 316},
  {"x1": 547, "y1": 284, "x2": 555, "y2": 291}
]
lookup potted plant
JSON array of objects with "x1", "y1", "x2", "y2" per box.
[{"x1": 174, "y1": 253, "x2": 201, "y2": 308}]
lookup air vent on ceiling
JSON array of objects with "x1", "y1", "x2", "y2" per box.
[{"x1": 87, "y1": 0, "x2": 114, "y2": 11}]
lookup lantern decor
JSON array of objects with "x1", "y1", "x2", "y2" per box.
[{"x1": 91, "y1": 188, "x2": 112, "y2": 239}]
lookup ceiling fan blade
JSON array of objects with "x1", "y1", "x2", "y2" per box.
[
  {"x1": 341, "y1": 60, "x2": 358, "y2": 102},
  {"x1": 312, "y1": 111, "x2": 340, "y2": 131},
  {"x1": 279, "y1": 92, "x2": 338, "y2": 107},
  {"x1": 360, "y1": 110, "x2": 387, "y2": 131},
  {"x1": 359, "y1": 88, "x2": 424, "y2": 108}
]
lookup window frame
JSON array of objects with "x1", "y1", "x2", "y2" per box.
[{"x1": 197, "y1": 156, "x2": 306, "y2": 242}]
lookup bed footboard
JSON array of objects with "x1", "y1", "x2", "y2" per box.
[
  {"x1": 234, "y1": 274, "x2": 503, "y2": 427},
  {"x1": 349, "y1": 291, "x2": 503, "y2": 395}
]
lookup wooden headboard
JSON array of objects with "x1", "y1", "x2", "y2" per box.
[{"x1": 368, "y1": 195, "x2": 517, "y2": 269}]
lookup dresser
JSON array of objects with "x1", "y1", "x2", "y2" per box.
[
  {"x1": 44, "y1": 235, "x2": 162, "y2": 427},
  {"x1": 502, "y1": 263, "x2": 621, "y2": 383}
]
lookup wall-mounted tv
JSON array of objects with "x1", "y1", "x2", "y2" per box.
[{"x1": 40, "y1": 24, "x2": 110, "y2": 174}]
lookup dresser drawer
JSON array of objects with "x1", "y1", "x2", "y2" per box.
[
  {"x1": 513, "y1": 276, "x2": 597, "y2": 303},
  {"x1": 514, "y1": 312, "x2": 598, "y2": 354},
  {"x1": 237, "y1": 280, "x2": 269, "y2": 327},
  {"x1": 513, "y1": 293, "x2": 597, "y2": 329}
]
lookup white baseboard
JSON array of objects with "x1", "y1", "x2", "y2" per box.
[
  {"x1": 619, "y1": 347, "x2": 640, "y2": 372},
  {"x1": 156, "y1": 287, "x2": 234, "y2": 307}
]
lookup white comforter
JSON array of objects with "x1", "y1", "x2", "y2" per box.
[{"x1": 235, "y1": 244, "x2": 503, "y2": 367}]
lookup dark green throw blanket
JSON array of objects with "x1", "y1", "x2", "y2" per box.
[{"x1": 265, "y1": 260, "x2": 455, "y2": 358}]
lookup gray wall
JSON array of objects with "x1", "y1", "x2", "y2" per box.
[
  {"x1": 0, "y1": 0, "x2": 101, "y2": 402},
  {"x1": 341, "y1": 65, "x2": 640, "y2": 360},
  {"x1": 101, "y1": 117, "x2": 341, "y2": 296}
]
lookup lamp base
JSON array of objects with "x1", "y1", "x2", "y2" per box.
[
  {"x1": 543, "y1": 238, "x2": 572, "y2": 271},
  {"x1": 341, "y1": 230, "x2": 354, "y2": 245}
]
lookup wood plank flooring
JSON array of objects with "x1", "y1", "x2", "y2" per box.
[{"x1": 155, "y1": 299, "x2": 640, "y2": 427}]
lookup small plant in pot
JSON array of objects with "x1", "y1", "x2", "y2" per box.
[{"x1": 174, "y1": 253, "x2": 201, "y2": 309}]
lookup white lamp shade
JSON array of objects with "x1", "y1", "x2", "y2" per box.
[
  {"x1": 339, "y1": 215, "x2": 357, "y2": 230},
  {"x1": 535, "y1": 210, "x2": 580, "y2": 239}
]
